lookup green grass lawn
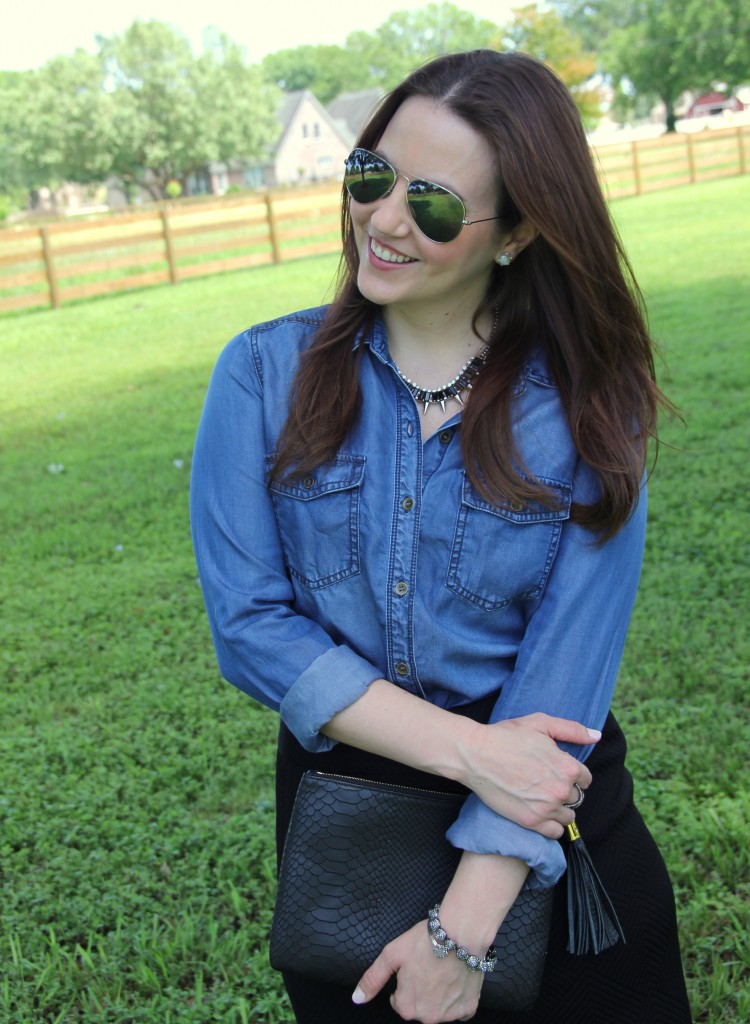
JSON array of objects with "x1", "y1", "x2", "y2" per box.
[{"x1": 1, "y1": 176, "x2": 748, "y2": 1023}]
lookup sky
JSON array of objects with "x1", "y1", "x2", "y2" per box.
[{"x1": 1, "y1": 0, "x2": 518, "y2": 72}]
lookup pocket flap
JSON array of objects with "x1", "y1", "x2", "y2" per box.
[
  {"x1": 267, "y1": 454, "x2": 366, "y2": 501},
  {"x1": 462, "y1": 475, "x2": 571, "y2": 524}
]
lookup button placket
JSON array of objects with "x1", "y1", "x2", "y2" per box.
[{"x1": 386, "y1": 391, "x2": 423, "y2": 693}]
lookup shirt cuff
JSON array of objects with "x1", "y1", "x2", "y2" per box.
[
  {"x1": 280, "y1": 645, "x2": 382, "y2": 752},
  {"x1": 446, "y1": 793, "x2": 566, "y2": 889}
]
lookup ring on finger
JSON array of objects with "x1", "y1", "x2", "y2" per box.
[{"x1": 563, "y1": 783, "x2": 585, "y2": 810}]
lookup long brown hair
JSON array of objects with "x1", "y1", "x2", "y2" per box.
[{"x1": 273, "y1": 50, "x2": 669, "y2": 539}]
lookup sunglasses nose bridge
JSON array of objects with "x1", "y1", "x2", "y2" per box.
[{"x1": 368, "y1": 172, "x2": 414, "y2": 237}]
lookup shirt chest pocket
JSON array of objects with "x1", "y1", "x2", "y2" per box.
[
  {"x1": 447, "y1": 475, "x2": 571, "y2": 611},
  {"x1": 267, "y1": 455, "x2": 366, "y2": 590}
]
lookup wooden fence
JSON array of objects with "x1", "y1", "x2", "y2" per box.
[
  {"x1": 594, "y1": 123, "x2": 748, "y2": 199},
  {"x1": 1, "y1": 124, "x2": 747, "y2": 315}
]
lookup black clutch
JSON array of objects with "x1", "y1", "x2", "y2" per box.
[{"x1": 270, "y1": 770, "x2": 554, "y2": 1012}]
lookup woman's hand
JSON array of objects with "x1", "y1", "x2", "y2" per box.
[
  {"x1": 352, "y1": 919, "x2": 483, "y2": 1023},
  {"x1": 458, "y1": 713, "x2": 597, "y2": 838},
  {"x1": 352, "y1": 852, "x2": 529, "y2": 1022}
]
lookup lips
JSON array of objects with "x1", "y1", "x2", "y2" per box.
[{"x1": 369, "y1": 238, "x2": 417, "y2": 264}]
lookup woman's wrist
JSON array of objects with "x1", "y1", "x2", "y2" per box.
[
  {"x1": 428, "y1": 905, "x2": 498, "y2": 973},
  {"x1": 436, "y1": 851, "x2": 530, "y2": 951}
]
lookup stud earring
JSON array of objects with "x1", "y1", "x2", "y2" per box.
[{"x1": 495, "y1": 252, "x2": 513, "y2": 267}]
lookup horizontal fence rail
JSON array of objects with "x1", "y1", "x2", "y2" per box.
[
  {"x1": 1, "y1": 125, "x2": 747, "y2": 314},
  {"x1": 594, "y1": 124, "x2": 748, "y2": 198}
]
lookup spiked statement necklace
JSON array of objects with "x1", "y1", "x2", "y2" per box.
[
  {"x1": 395, "y1": 312, "x2": 496, "y2": 413},
  {"x1": 397, "y1": 347, "x2": 490, "y2": 413}
]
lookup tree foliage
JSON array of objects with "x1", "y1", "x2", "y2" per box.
[
  {"x1": 0, "y1": 73, "x2": 32, "y2": 219},
  {"x1": 605, "y1": 1, "x2": 705, "y2": 131},
  {"x1": 100, "y1": 21, "x2": 279, "y2": 199},
  {"x1": 262, "y1": 45, "x2": 371, "y2": 105},
  {"x1": 1, "y1": 20, "x2": 279, "y2": 202},
  {"x1": 262, "y1": 4, "x2": 601, "y2": 131},
  {"x1": 502, "y1": 5, "x2": 603, "y2": 129},
  {"x1": 264, "y1": 4, "x2": 500, "y2": 99},
  {"x1": 1, "y1": 56, "x2": 114, "y2": 192},
  {"x1": 346, "y1": 2, "x2": 500, "y2": 88},
  {"x1": 549, "y1": 0, "x2": 639, "y2": 52}
]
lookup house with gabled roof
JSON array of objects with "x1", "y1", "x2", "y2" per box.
[
  {"x1": 237, "y1": 89, "x2": 353, "y2": 190},
  {"x1": 327, "y1": 89, "x2": 384, "y2": 144},
  {"x1": 186, "y1": 88, "x2": 385, "y2": 197}
]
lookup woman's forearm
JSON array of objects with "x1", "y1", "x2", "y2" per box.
[
  {"x1": 322, "y1": 678, "x2": 599, "y2": 837},
  {"x1": 321, "y1": 677, "x2": 480, "y2": 779}
]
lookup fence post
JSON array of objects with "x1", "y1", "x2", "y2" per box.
[
  {"x1": 265, "y1": 193, "x2": 282, "y2": 264},
  {"x1": 738, "y1": 127, "x2": 747, "y2": 176},
  {"x1": 39, "y1": 226, "x2": 60, "y2": 310},
  {"x1": 686, "y1": 134, "x2": 696, "y2": 183},
  {"x1": 630, "y1": 140, "x2": 642, "y2": 196},
  {"x1": 160, "y1": 208, "x2": 178, "y2": 284}
]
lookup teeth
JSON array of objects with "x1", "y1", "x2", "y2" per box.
[{"x1": 371, "y1": 240, "x2": 416, "y2": 264}]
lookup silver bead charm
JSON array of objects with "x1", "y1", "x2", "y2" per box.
[{"x1": 426, "y1": 904, "x2": 498, "y2": 974}]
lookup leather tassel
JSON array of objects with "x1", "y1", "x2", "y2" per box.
[{"x1": 564, "y1": 821, "x2": 626, "y2": 955}]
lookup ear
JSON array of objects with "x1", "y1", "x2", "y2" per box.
[{"x1": 495, "y1": 219, "x2": 538, "y2": 263}]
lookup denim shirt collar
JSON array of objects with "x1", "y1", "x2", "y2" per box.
[{"x1": 356, "y1": 307, "x2": 549, "y2": 398}]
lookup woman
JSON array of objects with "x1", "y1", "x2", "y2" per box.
[{"x1": 190, "y1": 50, "x2": 691, "y2": 1023}]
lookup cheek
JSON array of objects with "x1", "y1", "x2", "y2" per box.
[
  {"x1": 350, "y1": 202, "x2": 369, "y2": 237},
  {"x1": 425, "y1": 239, "x2": 491, "y2": 277}
]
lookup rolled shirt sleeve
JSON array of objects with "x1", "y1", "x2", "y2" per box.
[
  {"x1": 190, "y1": 331, "x2": 381, "y2": 752},
  {"x1": 447, "y1": 459, "x2": 648, "y2": 886}
]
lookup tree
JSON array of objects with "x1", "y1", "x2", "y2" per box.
[
  {"x1": 100, "y1": 20, "x2": 280, "y2": 199},
  {"x1": 344, "y1": 2, "x2": 500, "y2": 89},
  {"x1": 0, "y1": 72, "x2": 31, "y2": 219},
  {"x1": 262, "y1": 45, "x2": 372, "y2": 104},
  {"x1": 0, "y1": 20, "x2": 281, "y2": 204},
  {"x1": 1, "y1": 56, "x2": 114, "y2": 193},
  {"x1": 548, "y1": 0, "x2": 639, "y2": 52},
  {"x1": 687, "y1": 0, "x2": 750, "y2": 92},
  {"x1": 604, "y1": 0, "x2": 711, "y2": 132},
  {"x1": 552, "y1": 0, "x2": 750, "y2": 131},
  {"x1": 503, "y1": 5, "x2": 604, "y2": 129}
]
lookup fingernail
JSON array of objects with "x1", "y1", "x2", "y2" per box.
[
  {"x1": 587, "y1": 728, "x2": 602, "y2": 739},
  {"x1": 352, "y1": 987, "x2": 366, "y2": 1004}
]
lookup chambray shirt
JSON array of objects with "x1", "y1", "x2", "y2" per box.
[{"x1": 190, "y1": 306, "x2": 646, "y2": 887}]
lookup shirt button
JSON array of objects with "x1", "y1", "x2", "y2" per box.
[
  {"x1": 302, "y1": 475, "x2": 315, "y2": 489},
  {"x1": 394, "y1": 581, "x2": 409, "y2": 596},
  {"x1": 395, "y1": 661, "x2": 409, "y2": 676},
  {"x1": 438, "y1": 430, "x2": 452, "y2": 445},
  {"x1": 402, "y1": 496, "x2": 415, "y2": 511},
  {"x1": 509, "y1": 500, "x2": 524, "y2": 511}
]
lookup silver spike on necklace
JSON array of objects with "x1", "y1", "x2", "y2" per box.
[
  {"x1": 397, "y1": 347, "x2": 490, "y2": 413},
  {"x1": 395, "y1": 312, "x2": 496, "y2": 413}
]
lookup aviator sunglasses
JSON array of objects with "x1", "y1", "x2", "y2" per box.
[{"x1": 343, "y1": 147, "x2": 501, "y2": 244}]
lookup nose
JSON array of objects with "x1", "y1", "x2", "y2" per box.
[{"x1": 368, "y1": 176, "x2": 412, "y2": 238}]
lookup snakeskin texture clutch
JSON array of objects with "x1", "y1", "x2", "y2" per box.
[{"x1": 270, "y1": 770, "x2": 553, "y2": 1011}]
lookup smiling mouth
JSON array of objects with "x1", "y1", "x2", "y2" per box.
[{"x1": 370, "y1": 239, "x2": 417, "y2": 264}]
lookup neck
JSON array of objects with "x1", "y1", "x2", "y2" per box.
[{"x1": 384, "y1": 304, "x2": 494, "y2": 370}]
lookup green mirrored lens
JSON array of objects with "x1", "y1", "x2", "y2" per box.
[
  {"x1": 407, "y1": 181, "x2": 465, "y2": 243},
  {"x1": 344, "y1": 150, "x2": 395, "y2": 203}
]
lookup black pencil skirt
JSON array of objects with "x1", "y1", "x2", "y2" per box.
[{"x1": 274, "y1": 707, "x2": 692, "y2": 1024}]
